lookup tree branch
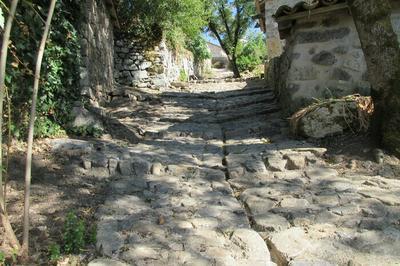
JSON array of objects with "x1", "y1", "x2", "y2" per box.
[
  {"x1": 208, "y1": 21, "x2": 231, "y2": 59},
  {"x1": 218, "y1": 3, "x2": 232, "y2": 43}
]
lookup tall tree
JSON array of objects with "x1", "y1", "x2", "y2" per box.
[
  {"x1": 117, "y1": 0, "x2": 207, "y2": 47},
  {"x1": 0, "y1": 0, "x2": 21, "y2": 251},
  {"x1": 21, "y1": 0, "x2": 57, "y2": 257},
  {"x1": 0, "y1": 0, "x2": 19, "y2": 210},
  {"x1": 348, "y1": 0, "x2": 400, "y2": 155},
  {"x1": 207, "y1": 0, "x2": 254, "y2": 77}
]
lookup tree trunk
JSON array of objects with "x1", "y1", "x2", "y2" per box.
[
  {"x1": 348, "y1": 0, "x2": 400, "y2": 155},
  {"x1": 0, "y1": 0, "x2": 19, "y2": 210},
  {"x1": 0, "y1": 0, "x2": 21, "y2": 252},
  {"x1": 21, "y1": 0, "x2": 57, "y2": 258},
  {"x1": 231, "y1": 53, "x2": 241, "y2": 78},
  {"x1": 0, "y1": 206, "x2": 20, "y2": 250}
]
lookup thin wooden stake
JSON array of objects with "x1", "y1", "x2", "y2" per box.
[
  {"x1": 21, "y1": 0, "x2": 57, "y2": 257},
  {"x1": 0, "y1": 0, "x2": 19, "y2": 211}
]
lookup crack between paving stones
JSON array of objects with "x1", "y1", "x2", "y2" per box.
[
  {"x1": 219, "y1": 121, "x2": 285, "y2": 266},
  {"x1": 217, "y1": 98, "x2": 289, "y2": 266}
]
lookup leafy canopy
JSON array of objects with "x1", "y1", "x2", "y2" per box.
[
  {"x1": 237, "y1": 32, "x2": 266, "y2": 72},
  {"x1": 186, "y1": 35, "x2": 212, "y2": 62},
  {"x1": 207, "y1": 0, "x2": 255, "y2": 76},
  {"x1": 117, "y1": 0, "x2": 208, "y2": 48}
]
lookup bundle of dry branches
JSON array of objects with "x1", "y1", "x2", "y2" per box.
[{"x1": 289, "y1": 94, "x2": 374, "y2": 135}]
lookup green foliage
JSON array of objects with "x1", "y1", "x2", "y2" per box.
[
  {"x1": 71, "y1": 125, "x2": 103, "y2": 138},
  {"x1": 179, "y1": 69, "x2": 188, "y2": 82},
  {"x1": 207, "y1": 0, "x2": 254, "y2": 55},
  {"x1": 63, "y1": 212, "x2": 85, "y2": 254},
  {"x1": 236, "y1": 33, "x2": 266, "y2": 72},
  {"x1": 5, "y1": 0, "x2": 81, "y2": 139},
  {"x1": 0, "y1": 251, "x2": 5, "y2": 265},
  {"x1": 48, "y1": 244, "x2": 61, "y2": 262},
  {"x1": 87, "y1": 224, "x2": 97, "y2": 245},
  {"x1": 117, "y1": 0, "x2": 208, "y2": 48},
  {"x1": 207, "y1": 0, "x2": 255, "y2": 76},
  {"x1": 186, "y1": 35, "x2": 211, "y2": 63},
  {"x1": 34, "y1": 117, "x2": 66, "y2": 138}
]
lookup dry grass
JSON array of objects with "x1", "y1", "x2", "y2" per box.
[{"x1": 289, "y1": 94, "x2": 374, "y2": 135}]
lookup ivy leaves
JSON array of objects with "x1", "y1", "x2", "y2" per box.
[{"x1": 6, "y1": 0, "x2": 81, "y2": 139}]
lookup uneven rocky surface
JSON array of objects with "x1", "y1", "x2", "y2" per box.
[{"x1": 56, "y1": 80, "x2": 400, "y2": 265}]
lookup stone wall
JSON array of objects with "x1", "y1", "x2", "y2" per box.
[
  {"x1": 79, "y1": 0, "x2": 115, "y2": 106},
  {"x1": 278, "y1": 9, "x2": 371, "y2": 115},
  {"x1": 114, "y1": 39, "x2": 195, "y2": 88},
  {"x1": 195, "y1": 59, "x2": 212, "y2": 79}
]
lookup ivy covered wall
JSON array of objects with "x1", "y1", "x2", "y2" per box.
[
  {"x1": 4, "y1": 0, "x2": 82, "y2": 138},
  {"x1": 1, "y1": 0, "x2": 117, "y2": 138}
]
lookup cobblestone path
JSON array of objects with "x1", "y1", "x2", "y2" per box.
[{"x1": 85, "y1": 80, "x2": 400, "y2": 266}]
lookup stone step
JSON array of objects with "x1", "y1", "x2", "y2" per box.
[
  {"x1": 161, "y1": 91, "x2": 275, "y2": 109},
  {"x1": 162, "y1": 86, "x2": 273, "y2": 100}
]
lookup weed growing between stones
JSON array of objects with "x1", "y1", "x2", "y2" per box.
[
  {"x1": 63, "y1": 211, "x2": 97, "y2": 255},
  {"x1": 0, "y1": 251, "x2": 5, "y2": 264},
  {"x1": 47, "y1": 244, "x2": 61, "y2": 263},
  {"x1": 70, "y1": 125, "x2": 104, "y2": 138}
]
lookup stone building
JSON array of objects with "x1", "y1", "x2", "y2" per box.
[
  {"x1": 207, "y1": 42, "x2": 229, "y2": 69},
  {"x1": 255, "y1": 0, "x2": 400, "y2": 114}
]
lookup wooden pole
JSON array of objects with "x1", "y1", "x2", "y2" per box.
[{"x1": 21, "y1": 0, "x2": 57, "y2": 257}]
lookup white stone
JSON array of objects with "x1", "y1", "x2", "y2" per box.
[
  {"x1": 269, "y1": 227, "x2": 312, "y2": 259},
  {"x1": 284, "y1": 153, "x2": 307, "y2": 170},
  {"x1": 267, "y1": 155, "x2": 287, "y2": 171},
  {"x1": 88, "y1": 259, "x2": 128, "y2": 266},
  {"x1": 230, "y1": 229, "x2": 272, "y2": 264},
  {"x1": 151, "y1": 162, "x2": 163, "y2": 175}
]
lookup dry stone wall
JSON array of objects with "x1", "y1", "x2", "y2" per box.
[
  {"x1": 77, "y1": 0, "x2": 201, "y2": 103},
  {"x1": 79, "y1": 0, "x2": 115, "y2": 106},
  {"x1": 114, "y1": 39, "x2": 195, "y2": 88}
]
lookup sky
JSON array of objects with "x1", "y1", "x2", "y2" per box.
[
  {"x1": 0, "y1": 7, "x2": 4, "y2": 28},
  {"x1": 203, "y1": 25, "x2": 263, "y2": 46},
  {"x1": 203, "y1": 0, "x2": 264, "y2": 46}
]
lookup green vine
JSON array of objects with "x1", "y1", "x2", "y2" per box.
[{"x1": 4, "y1": 0, "x2": 81, "y2": 139}]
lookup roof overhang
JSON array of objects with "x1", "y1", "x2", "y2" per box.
[
  {"x1": 255, "y1": 0, "x2": 349, "y2": 38},
  {"x1": 274, "y1": 0, "x2": 348, "y2": 21}
]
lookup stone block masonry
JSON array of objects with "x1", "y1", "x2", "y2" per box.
[
  {"x1": 77, "y1": 0, "x2": 197, "y2": 106},
  {"x1": 114, "y1": 38, "x2": 195, "y2": 88},
  {"x1": 79, "y1": 0, "x2": 115, "y2": 106},
  {"x1": 265, "y1": 1, "x2": 400, "y2": 116},
  {"x1": 278, "y1": 10, "x2": 371, "y2": 115}
]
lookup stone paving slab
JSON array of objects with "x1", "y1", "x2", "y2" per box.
[
  {"x1": 226, "y1": 144, "x2": 400, "y2": 265},
  {"x1": 88, "y1": 81, "x2": 278, "y2": 265},
  {"x1": 79, "y1": 80, "x2": 400, "y2": 265}
]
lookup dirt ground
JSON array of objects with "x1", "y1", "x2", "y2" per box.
[
  {"x1": 311, "y1": 132, "x2": 400, "y2": 177},
  {"x1": 0, "y1": 139, "x2": 110, "y2": 265}
]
